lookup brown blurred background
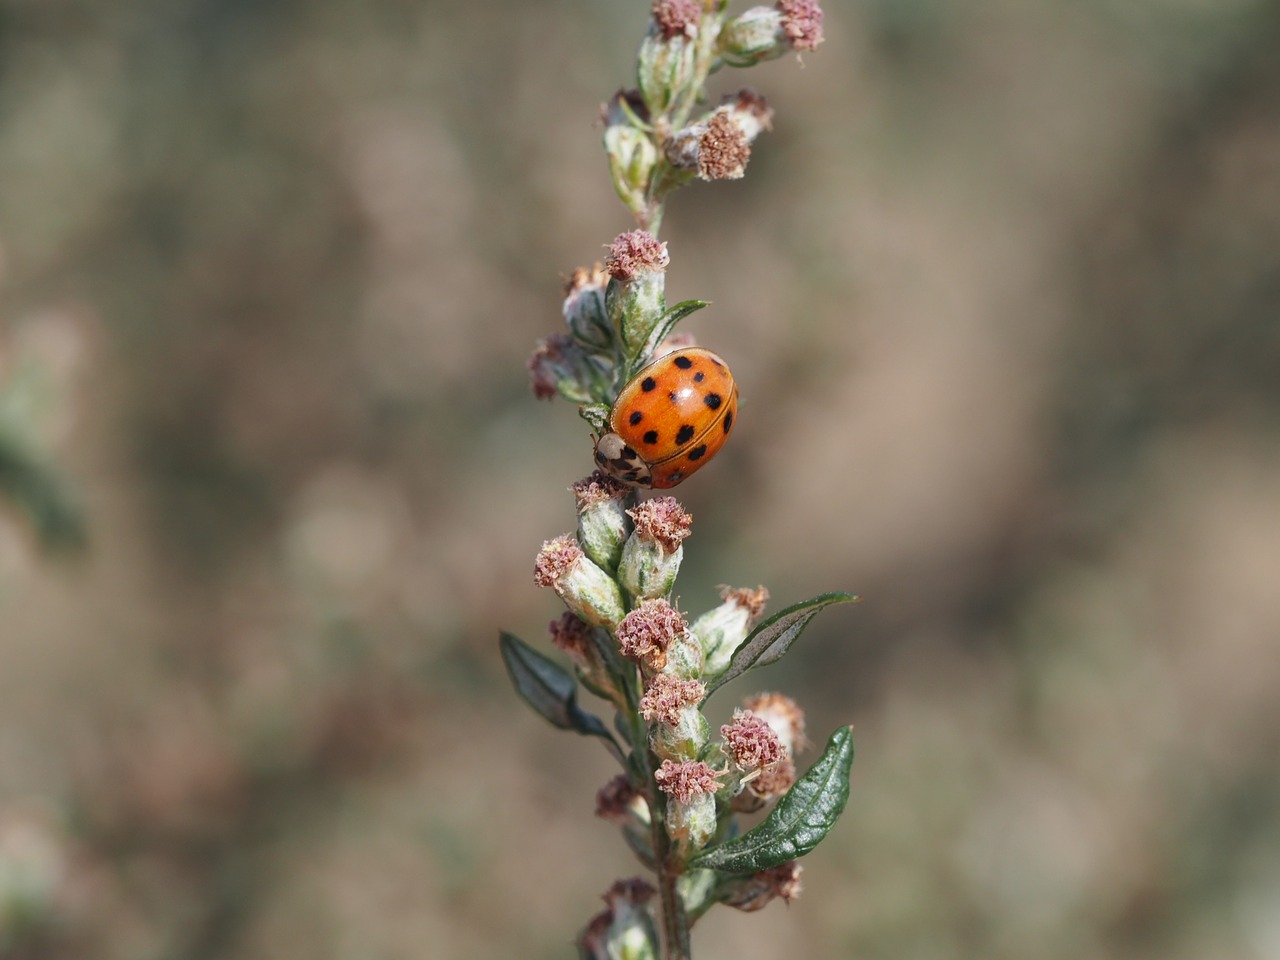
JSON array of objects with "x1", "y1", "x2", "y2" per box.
[{"x1": 2, "y1": 0, "x2": 1279, "y2": 957}]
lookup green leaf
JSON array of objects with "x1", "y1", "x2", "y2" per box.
[
  {"x1": 628, "y1": 299, "x2": 709, "y2": 381},
  {"x1": 704, "y1": 592, "x2": 858, "y2": 696},
  {"x1": 579, "y1": 402, "x2": 611, "y2": 433},
  {"x1": 499, "y1": 632, "x2": 612, "y2": 742},
  {"x1": 0, "y1": 434, "x2": 86, "y2": 553},
  {"x1": 692, "y1": 726, "x2": 855, "y2": 875}
]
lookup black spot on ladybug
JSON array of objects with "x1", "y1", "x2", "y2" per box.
[
  {"x1": 641, "y1": 377, "x2": 657, "y2": 392},
  {"x1": 673, "y1": 355, "x2": 693, "y2": 369},
  {"x1": 687, "y1": 444, "x2": 708, "y2": 461},
  {"x1": 722, "y1": 410, "x2": 733, "y2": 433},
  {"x1": 629, "y1": 411, "x2": 643, "y2": 426},
  {"x1": 704, "y1": 393, "x2": 722, "y2": 410},
  {"x1": 694, "y1": 371, "x2": 705, "y2": 382},
  {"x1": 676, "y1": 424, "x2": 695, "y2": 445},
  {"x1": 643, "y1": 430, "x2": 659, "y2": 445}
]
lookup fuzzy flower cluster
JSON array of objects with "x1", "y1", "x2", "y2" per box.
[
  {"x1": 665, "y1": 90, "x2": 775, "y2": 181},
  {"x1": 533, "y1": 478, "x2": 822, "y2": 873},
  {"x1": 606, "y1": 229, "x2": 670, "y2": 282},
  {"x1": 617, "y1": 597, "x2": 687, "y2": 672}
]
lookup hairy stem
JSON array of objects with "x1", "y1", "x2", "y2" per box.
[{"x1": 626, "y1": 701, "x2": 691, "y2": 959}]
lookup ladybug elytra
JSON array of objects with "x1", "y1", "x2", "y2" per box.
[{"x1": 594, "y1": 347, "x2": 738, "y2": 488}]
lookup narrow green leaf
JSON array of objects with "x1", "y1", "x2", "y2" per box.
[
  {"x1": 578, "y1": 402, "x2": 610, "y2": 433},
  {"x1": 704, "y1": 592, "x2": 858, "y2": 696},
  {"x1": 498, "y1": 632, "x2": 612, "y2": 741},
  {"x1": 692, "y1": 726, "x2": 855, "y2": 875},
  {"x1": 628, "y1": 299, "x2": 709, "y2": 380},
  {"x1": 0, "y1": 435, "x2": 86, "y2": 553}
]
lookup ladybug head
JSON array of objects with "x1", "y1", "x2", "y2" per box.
[{"x1": 593, "y1": 432, "x2": 653, "y2": 487}]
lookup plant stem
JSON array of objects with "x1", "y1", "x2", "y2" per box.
[{"x1": 626, "y1": 702, "x2": 691, "y2": 959}]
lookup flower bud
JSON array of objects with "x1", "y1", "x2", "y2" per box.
[
  {"x1": 718, "y1": 6, "x2": 788, "y2": 66},
  {"x1": 655, "y1": 760, "x2": 723, "y2": 857},
  {"x1": 734, "y1": 751, "x2": 795, "y2": 810},
  {"x1": 720, "y1": 861, "x2": 803, "y2": 912},
  {"x1": 549, "y1": 612, "x2": 622, "y2": 706},
  {"x1": 605, "y1": 230, "x2": 669, "y2": 360},
  {"x1": 778, "y1": 0, "x2": 825, "y2": 52},
  {"x1": 662, "y1": 629, "x2": 704, "y2": 681},
  {"x1": 651, "y1": 705, "x2": 711, "y2": 763},
  {"x1": 562, "y1": 264, "x2": 613, "y2": 350},
  {"x1": 577, "y1": 878, "x2": 660, "y2": 960},
  {"x1": 616, "y1": 497, "x2": 691, "y2": 600},
  {"x1": 719, "y1": 0, "x2": 824, "y2": 65},
  {"x1": 652, "y1": 0, "x2": 701, "y2": 41},
  {"x1": 534, "y1": 534, "x2": 626, "y2": 628},
  {"x1": 664, "y1": 91, "x2": 774, "y2": 181},
  {"x1": 721, "y1": 709, "x2": 785, "y2": 773},
  {"x1": 596, "y1": 774, "x2": 655, "y2": 868},
  {"x1": 572, "y1": 471, "x2": 633, "y2": 573},
  {"x1": 642, "y1": 673, "x2": 709, "y2": 761},
  {"x1": 616, "y1": 597, "x2": 687, "y2": 673},
  {"x1": 636, "y1": 4, "x2": 700, "y2": 116},
  {"x1": 692, "y1": 584, "x2": 769, "y2": 677},
  {"x1": 602, "y1": 91, "x2": 658, "y2": 222},
  {"x1": 528, "y1": 331, "x2": 616, "y2": 403},
  {"x1": 741, "y1": 691, "x2": 808, "y2": 756}
]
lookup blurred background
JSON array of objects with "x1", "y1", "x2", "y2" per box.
[{"x1": 2, "y1": 0, "x2": 1279, "y2": 957}]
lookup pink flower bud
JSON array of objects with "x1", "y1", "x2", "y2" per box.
[
  {"x1": 616, "y1": 597, "x2": 687, "y2": 672},
  {"x1": 606, "y1": 230, "x2": 669, "y2": 282},
  {"x1": 534, "y1": 534, "x2": 626, "y2": 628},
  {"x1": 741, "y1": 691, "x2": 808, "y2": 755}
]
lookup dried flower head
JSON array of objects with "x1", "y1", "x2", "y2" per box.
[
  {"x1": 664, "y1": 91, "x2": 774, "y2": 181},
  {"x1": 723, "y1": 584, "x2": 770, "y2": 618},
  {"x1": 721, "y1": 709, "x2": 785, "y2": 771},
  {"x1": 724, "y1": 89, "x2": 774, "y2": 141},
  {"x1": 562, "y1": 263, "x2": 612, "y2": 348},
  {"x1": 579, "y1": 877, "x2": 660, "y2": 959},
  {"x1": 697, "y1": 111, "x2": 751, "y2": 180},
  {"x1": 778, "y1": 0, "x2": 824, "y2": 51},
  {"x1": 572, "y1": 471, "x2": 633, "y2": 574},
  {"x1": 606, "y1": 229, "x2": 670, "y2": 282},
  {"x1": 595, "y1": 773, "x2": 644, "y2": 824},
  {"x1": 691, "y1": 584, "x2": 768, "y2": 677},
  {"x1": 572, "y1": 471, "x2": 631, "y2": 513},
  {"x1": 742, "y1": 691, "x2": 809, "y2": 755},
  {"x1": 654, "y1": 759, "x2": 723, "y2": 804},
  {"x1": 548, "y1": 611, "x2": 593, "y2": 660},
  {"x1": 534, "y1": 534, "x2": 627, "y2": 627},
  {"x1": 604, "y1": 877, "x2": 657, "y2": 910},
  {"x1": 616, "y1": 597, "x2": 687, "y2": 670},
  {"x1": 564, "y1": 263, "x2": 609, "y2": 301},
  {"x1": 640, "y1": 673, "x2": 706, "y2": 725},
  {"x1": 747, "y1": 751, "x2": 796, "y2": 799},
  {"x1": 722, "y1": 861, "x2": 804, "y2": 912},
  {"x1": 652, "y1": 0, "x2": 701, "y2": 39},
  {"x1": 627, "y1": 497, "x2": 692, "y2": 553},
  {"x1": 534, "y1": 533, "x2": 583, "y2": 587},
  {"x1": 527, "y1": 333, "x2": 572, "y2": 400}
]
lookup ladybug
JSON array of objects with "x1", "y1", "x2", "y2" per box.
[{"x1": 594, "y1": 347, "x2": 738, "y2": 488}]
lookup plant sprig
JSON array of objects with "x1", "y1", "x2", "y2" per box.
[{"x1": 506, "y1": 3, "x2": 848, "y2": 958}]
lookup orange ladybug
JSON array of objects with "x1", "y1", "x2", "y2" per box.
[{"x1": 594, "y1": 347, "x2": 738, "y2": 488}]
